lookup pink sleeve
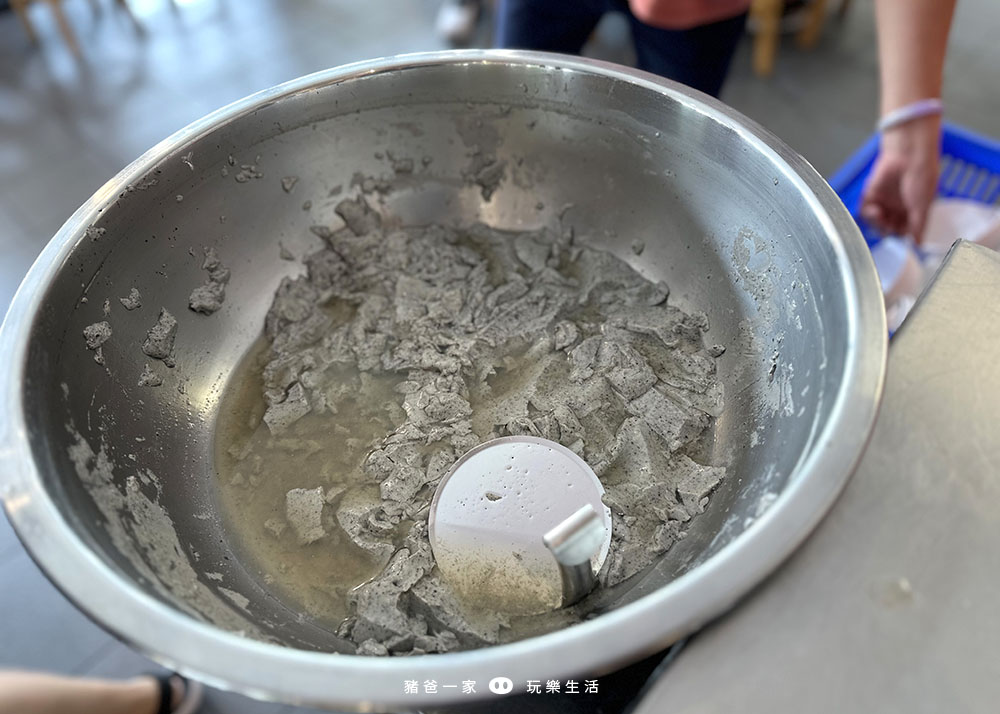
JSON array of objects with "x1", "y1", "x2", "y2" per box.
[{"x1": 629, "y1": 0, "x2": 751, "y2": 30}]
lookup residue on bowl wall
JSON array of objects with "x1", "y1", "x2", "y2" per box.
[{"x1": 66, "y1": 425, "x2": 261, "y2": 638}]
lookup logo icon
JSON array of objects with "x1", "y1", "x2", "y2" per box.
[{"x1": 488, "y1": 677, "x2": 514, "y2": 695}]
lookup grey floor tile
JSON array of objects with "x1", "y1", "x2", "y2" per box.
[
  {"x1": 2, "y1": 147, "x2": 119, "y2": 252},
  {"x1": 0, "y1": 89, "x2": 83, "y2": 175},
  {"x1": 0, "y1": 550, "x2": 114, "y2": 674},
  {"x1": 945, "y1": 0, "x2": 1000, "y2": 137},
  {"x1": 201, "y1": 687, "x2": 289, "y2": 714},
  {"x1": 0, "y1": 202, "x2": 44, "y2": 315},
  {"x1": 76, "y1": 639, "x2": 166, "y2": 679},
  {"x1": 67, "y1": 81, "x2": 215, "y2": 171}
]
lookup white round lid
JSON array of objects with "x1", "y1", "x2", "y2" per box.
[{"x1": 428, "y1": 436, "x2": 612, "y2": 615}]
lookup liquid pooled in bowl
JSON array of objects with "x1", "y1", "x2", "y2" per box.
[{"x1": 214, "y1": 197, "x2": 726, "y2": 656}]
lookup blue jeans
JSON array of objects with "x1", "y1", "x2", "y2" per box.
[{"x1": 495, "y1": 0, "x2": 747, "y2": 97}]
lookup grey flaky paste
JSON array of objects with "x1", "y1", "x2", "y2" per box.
[
  {"x1": 229, "y1": 195, "x2": 725, "y2": 655},
  {"x1": 188, "y1": 247, "x2": 230, "y2": 315}
]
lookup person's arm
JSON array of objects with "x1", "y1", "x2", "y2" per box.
[{"x1": 860, "y1": 0, "x2": 957, "y2": 242}]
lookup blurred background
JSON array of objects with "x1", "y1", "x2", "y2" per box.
[{"x1": 0, "y1": 0, "x2": 997, "y2": 711}]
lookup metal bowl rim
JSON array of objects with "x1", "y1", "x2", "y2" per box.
[{"x1": 0, "y1": 49, "x2": 886, "y2": 709}]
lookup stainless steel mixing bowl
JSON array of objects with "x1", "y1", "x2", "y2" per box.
[{"x1": 0, "y1": 51, "x2": 885, "y2": 710}]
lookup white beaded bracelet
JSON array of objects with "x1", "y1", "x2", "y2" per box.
[{"x1": 877, "y1": 98, "x2": 943, "y2": 132}]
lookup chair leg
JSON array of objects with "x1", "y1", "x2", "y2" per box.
[
  {"x1": 11, "y1": 0, "x2": 40, "y2": 44},
  {"x1": 751, "y1": 0, "x2": 783, "y2": 77},
  {"x1": 46, "y1": 0, "x2": 81, "y2": 55},
  {"x1": 797, "y1": 0, "x2": 830, "y2": 48}
]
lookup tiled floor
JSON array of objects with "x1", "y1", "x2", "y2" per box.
[{"x1": 0, "y1": 0, "x2": 998, "y2": 712}]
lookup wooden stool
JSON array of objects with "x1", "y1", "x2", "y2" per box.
[
  {"x1": 11, "y1": 0, "x2": 80, "y2": 54},
  {"x1": 10, "y1": 0, "x2": 133, "y2": 56},
  {"x1": 750, "y1": 0, "x2": 851, "y2": 76}
]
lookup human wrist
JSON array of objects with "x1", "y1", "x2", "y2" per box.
[
  {"x1": 879, "y1": 113, "x2": 941, "y2": 162},
  {"x1": 877, "y1": 98, "x2": 942, "y2": 132}
]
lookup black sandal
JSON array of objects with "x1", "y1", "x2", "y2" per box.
[{"x1": 148, "y1": 672, "x2": 204, "y2": 714}]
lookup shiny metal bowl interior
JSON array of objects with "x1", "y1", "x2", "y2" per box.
[{"x1": 0, "y1": 51, "x2": 885, "y2": 709}]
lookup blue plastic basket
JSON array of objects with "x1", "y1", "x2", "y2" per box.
[{"x1": 829, "y1": 122, "x2": 1000, "y2": 245}]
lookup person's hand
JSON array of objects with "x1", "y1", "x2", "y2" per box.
[{"x1": 860, "y1": 116, "x2": 941, "y2": 242}]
